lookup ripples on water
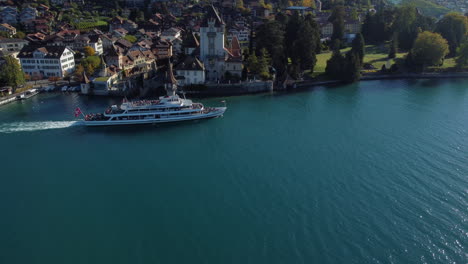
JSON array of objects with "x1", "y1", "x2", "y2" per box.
[{"x1": 0, "y1": 81, "x2": 467, "y2": 264}]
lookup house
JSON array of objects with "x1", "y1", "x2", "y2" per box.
[
  {"x1": 19, "y1": 7, "x2": 38, "y2": 24},
  {"x1": 226, "y1": 25, "x2": 250, "y2": 47},
  {"x1": 88, "y1": 35, "x2": 104, "y2": 55},
  {"x1": 0, "y1": 23, "x2": 16, "y2": 36},
  {"x1": 175, "y1": 55, "x2": 205, "y2": 86},
  {"x1": 112, "y1": 28, "x2": 128, "y2": 37},
  {"x1": 18, "y1": 45, "x2": 75, "y2": 78},
  {"x1": 0, "y1": 38, "x2": 28, "y2": 54},
  {"x1": 152, "y1": 40, "x2": 172, "y2": 59},
  {"x1": 160, "y1": 27, "x2": 182, "y2": 42},
  {"x1": 109, "y1": 16, "x2": 138, "y2": 33},
  {"x1": 1, "y1": 6, "x2": 18, "y2": 25},
  {"x1": 26, "y1": 32, "x2": 47, "y2": 44}
]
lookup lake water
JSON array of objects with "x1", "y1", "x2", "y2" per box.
[{"x1": 0, "y1": 79, "x2": 466, "y2": 264}]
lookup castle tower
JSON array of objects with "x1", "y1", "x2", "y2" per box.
[
  {"x1": 164, "y1": 63, "x2": 178, "y2": 96},
  {"x1": 199, "y1": 5, "x2": 226, "y2": 82},
  {"x1": 98, "y1": 55, "x2": 108, "y2": 77},
  {"x1": 80, "y1": 71, "x2": 91, "y2": 94}
]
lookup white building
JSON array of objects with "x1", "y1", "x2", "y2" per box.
[
  {"x1": 175, "y1": 56, "x2": 205, "y2": 85},
  {"x1": 199, "y1": 5, "x2": 226, "y2": 81},
  {"x1": 18, "y1": 46, "x2": 75, "y2": 78},
  {"x1": 0, "y1": 38, "x2": 27, "y2": 54}
]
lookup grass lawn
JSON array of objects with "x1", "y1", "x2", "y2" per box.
[
  {"x1": 309, "y1": 43, "x2": 461, "y2": 78},
  {"x1": 311, "y1": 44, "x2": 407, "y2": 77}
]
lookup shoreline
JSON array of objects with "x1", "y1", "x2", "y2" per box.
[
  {"x1": 1, "y1": 73, "x2": 467, "y2": 105},
  {"x1": 290, "y1": 72, "x2": 468, "y2": 90}
]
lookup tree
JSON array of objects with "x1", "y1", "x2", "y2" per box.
[
  {"x1": 410, "y1": 31, "x2": 449, "y2": 68},
  {"x1": 236, "y1": 0, "x2": 244, "y2": 9},
  {"x1": 0, "y1": 31, "x2": 10, "y2": 38},
  {"x1": 326, "y1": 49, "x2": 346, "y2": 79},
  {"x1": 0, "y1": 56, "x2": 25, "y2": 92},
  {"x1": 245, "y1": 51, "x2": 259, "y2": 75},
  {"x1": 255, "y1": 21, "x2": 286, "y2": 73},
  {"x1": 124, "y1": 35, "x2": 137, "y2": 43},
  {"x1": 455, "y1": 40, "x2": 468, "y2": 69},
  {"x1": 362, "y1": 8, "x2": 396, "y2": 44},
  {"x1": 74, "y1": 64, "x2": 85, "y2": 80},
  {"x1": 296, "y1": 21, "x2": 320, "y2": 72},
  {"x1": 351, "y1": 33, "x2": 365, "y2": 64},
  {"x1": 435, "y1": 12, "x2": 468, "y2": 55},
  {"x1": 14, "y1": 31, "x2": 26, "y2": 39},
  {"x1": 343, "y1": 51, "x2": 361, "y2": 83},
  {"x1": 301, "y1": 0, "x2": 316, "y2": 8},
  {"x1": 329, "y1": 5, "x2": 345, "y2": 46},
  {"x1": 258, "y1": 48, "x2": 271, "y2": 80},
  {"x1": 83, "y1": 46, "x2": 95, "y2": 56},
  {"x1": 393, "y1": 5, "x2": 435, "y2": 51},
  {"x1": 388, "y1": 33, "x2": 398, "y2": 59}
]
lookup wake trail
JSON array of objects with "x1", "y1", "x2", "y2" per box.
[{"x1": 0, "y1": 121, "x2": 82, "y2": 133}]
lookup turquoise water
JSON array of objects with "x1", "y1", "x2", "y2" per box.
[{"x1": 0, "y1": 79, "x2": 467, "y2": 263}]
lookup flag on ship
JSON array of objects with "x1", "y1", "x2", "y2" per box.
[{"x1": 74, "y1": 107, "x2": 82, "y2": 117}]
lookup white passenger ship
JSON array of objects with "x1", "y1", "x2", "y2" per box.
[{"x1": 82, "y1": 95, "x2": 226, "y2": 126}]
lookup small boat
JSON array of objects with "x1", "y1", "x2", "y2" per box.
[
  {"x1": 80, "y1": 94, "x2": 226, "y2": 127},
  {"x1": 23, "y1": 89, "x2": 39, "y2": 99},
  {"x1": 16, "y1": 89, "x2": 39, "y2": 100}
]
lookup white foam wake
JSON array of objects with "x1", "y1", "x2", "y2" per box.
[{"x1": 0, "y1": 121, "x2": 81, "y2": 133}]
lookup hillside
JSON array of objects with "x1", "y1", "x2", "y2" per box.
[{"x1": 390, "y1": 0, "x2": 451, "y2": 17}]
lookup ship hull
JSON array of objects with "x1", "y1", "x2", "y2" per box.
[{"x1": 82, "y1": 107, "x2": 226, "y2": 127}]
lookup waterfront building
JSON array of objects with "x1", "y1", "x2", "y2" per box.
[
  {"x1": 18, "y1": 46, "x2": 75, "y2": 78},
  {"x1": 175, "y1": 55, "x2": 205, "y2": 86}
]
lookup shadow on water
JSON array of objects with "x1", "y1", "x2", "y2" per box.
[{"x1": 78, "y1": 119, "x2": 219, "y2": 136}]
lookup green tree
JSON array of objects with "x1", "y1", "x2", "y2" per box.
[
  {"x1": 388, "y1": 32, "x2": 398, "y2": 59},
  {"x1": 237, "y1": 0, "x2": 244, "y2": 9},
  {"x1": 435, "y1": 12, "x2": 468, "y2": 55},
  {"x1": 255, "y1": 21, "x2": 286, "y2": 73},
  {"x1": 0, "y1": 56, "x2": 25, "y2": 92},
  {"x1": 410, "y1": 31, "x2": 449, "y2": 67},
  {"x1": 124, "y1": 35, "x2": 137, "y2": 43},
  {"x1": 351, "y1": 33, "x2": 365, "y2": 64},
  {"x1": 326, "y1": 49, "x2": 346, "y2": 79},
  {"x1": 329, "y1": 5, "x2": 345, "y2": 46},
  {"x1": 343, "y1": 51, "x2": 361, "y2": 83},
  {"x1": 14, "y1": 31, "x2": 26, "y2": 39},
  {"x1": 245, "y1": 51, "x2": 259, "y2": 75},
  {"x1": 455, "y1": 40, "x2": 468, "y2": 69},
  {"x1": 393, "y1": 5, "x2": 435, "y2": 50},
  {"x1": 83, "y1": 46, "x2": 96, "y2": 56},
  {"x1": 258, "y1": 48, "x2": 271, "y2": 80},
  {"x1": 296, "y1": 21, "x2": 320, "y2": 72}
]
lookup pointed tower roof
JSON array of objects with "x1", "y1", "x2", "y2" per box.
[
  {"x1": 230, "y1": 36, "x2": 241, "y2": 57},
  {"x1": 82, "y1": 71, "x2": 90, "y2": 84},
  {"x1": 98, "y1": 55, "x2": 108, "y2": 77},
  {"x1": 201, "y1": 5, "x2": 224, "y2": 27},
  {"x1": 165, "y1": 63, "x2": 177, "y2": 85}
]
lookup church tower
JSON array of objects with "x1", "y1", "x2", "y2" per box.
[{"x1": 199, "y1": 5, "x2": 226, "y2": 82}]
